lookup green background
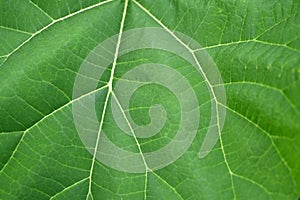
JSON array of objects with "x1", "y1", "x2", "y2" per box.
[{"x1": 0, "y1": 0, "x2": 299, "y2": 199}]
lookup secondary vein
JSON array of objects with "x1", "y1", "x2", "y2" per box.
[
  {"x1": 0, "y1": 0, "x2": 114, "y2": 68},
  {"x1": 132, "y1": 0, "x2": 236, "y2": 198}
]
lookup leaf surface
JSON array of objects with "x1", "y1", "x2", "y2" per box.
[{"x1": 0, "y1": 0, "x2": 299, "y2": 199}]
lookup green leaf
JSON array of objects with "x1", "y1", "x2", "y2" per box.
[{"x1": 0, "y1": 0, "x2": 299, "y2": 199}]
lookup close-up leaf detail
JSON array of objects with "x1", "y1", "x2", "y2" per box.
[{"x1": 0, "y1": 0, "x2": 299, "y2": 199}]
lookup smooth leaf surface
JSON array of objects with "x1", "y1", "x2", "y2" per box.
[{"x1": 0, "y1": 0, "x2": 300, "y2": 199}]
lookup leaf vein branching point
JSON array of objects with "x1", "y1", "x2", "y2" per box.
[
  {"x1": 232, "y1": 173, "x2": 272, "y2": 198},
  {"x1": 0, "y1": 85, "x2": 108, "y2": 173},
  {"x1": 219, "y1": 103, "x2": 293, "y2": 174},
  {"x1": 86, "y1": 0, "x2": 129, "y2": 199},
  {"x1": 132, "y1": 0, "x2": 236, "y2": 199}
]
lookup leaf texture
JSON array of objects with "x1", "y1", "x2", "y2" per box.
[{"x1": 0, "y1": 0, "x2": 299, "y2": 199}]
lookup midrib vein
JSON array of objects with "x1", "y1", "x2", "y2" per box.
[{"x1": 86, "y1": 0, "x2": 129, "y2": 199}]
